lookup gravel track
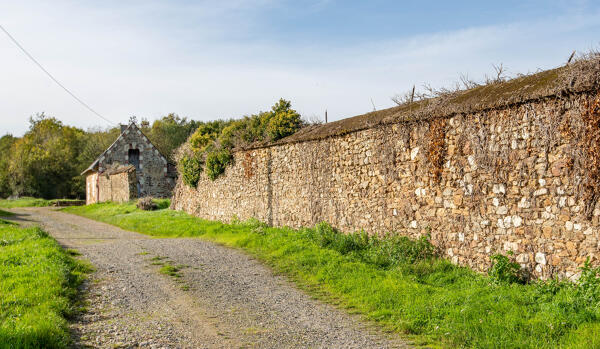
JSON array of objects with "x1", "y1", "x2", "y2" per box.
[{"x1": 8, "y1": 207, "x2": 409, "y2": 349}]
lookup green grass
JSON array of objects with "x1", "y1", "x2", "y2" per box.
[
  {"x1": 0, "y1": 223, "x2": 92, "y2": 348},
  {"x1": 0, "y1": 209, "x2": 14, "y2": 217},
  {"x1": 64, "y1": 202, "x2": 600, "y2": 348},
  {"x1": 0, "y1": 197, "x2": 53, "y2": 208},
  {"x1": 0, "y1": 197, "x2": 84, "y2": 209},
  {"x1": 159, "y1": 263, "x2": 184, "y2": 278}
]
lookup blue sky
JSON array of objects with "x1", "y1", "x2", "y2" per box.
[{"x1": 0, "y1": 0, "x2": 599, "y2": 135}]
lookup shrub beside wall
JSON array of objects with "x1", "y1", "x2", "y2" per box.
[{"x1": 176, "y1": 99, "x2": 302, "y2": 186}]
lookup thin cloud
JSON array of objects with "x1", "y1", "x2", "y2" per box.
[{"x1": 0, "y1": 1, "x2": 599, "y2": 136}]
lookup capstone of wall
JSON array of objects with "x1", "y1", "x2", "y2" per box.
[{"x1": 172, "y1": 92, "x2": 600, "y2": 280}]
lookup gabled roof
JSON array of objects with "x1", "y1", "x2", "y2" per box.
[{"x1": 81, "y1": 122, "x2": 171, "y2": 176}]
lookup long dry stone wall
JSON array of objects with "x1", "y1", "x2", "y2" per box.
[{"x1": 172, "y1": 92, "x2": 600, "y2": 280}]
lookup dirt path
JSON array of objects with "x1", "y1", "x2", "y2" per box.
[{"x1": 7, "y1": 207, "x2": 409, "y2": 349}]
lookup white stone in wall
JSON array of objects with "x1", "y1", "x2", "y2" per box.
[
  {"x1": 512, "y1": 215, "x2": 523, "y2": 227},
  {"x1": 467, "y1": 155, "x2": 476, "y2": 169},
  {"x1": 518, "y1": 197, "x2": 531, "y2": 208},
  {"x1": 415, "y1": 187, "x2": 426, "y2": 197},
  {"x1": 535, "y1": 252, "x2": 547, "y2": 265},
  {"x1": 504, "y1": 241, "x2": 518, "y2": 251},
  {"x1": 516, "y1": 253, "x2": 529, "y2": 263},
  {"x1": 559, "y1": 197, "x2": 567, "y2": 207},
  {"x1": 493, "y1": 184, "x2": 506, "y2": 194},
  {"x1": 565, "y1": 221, "x2": 574, "y2": 231},
  {"x1": 410, "y1": 147, "x2": 419, "y2": 160}
]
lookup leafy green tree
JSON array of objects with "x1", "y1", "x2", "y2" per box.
[
  {"x1": 146, "y1": 114, "x2": 201, "y2": 161},
  {"x1": 266, "y1": 99, "x2": 302, "y2": 141},
  {"x1": 9, "y1": 114, "x2": 86, "y2": 199},
  {"x1": 179, "y1": 99, "x2": 303, "y2": 183},
  {"x1": 0, "y1": 135, "x2": 17, "y2": 198}
]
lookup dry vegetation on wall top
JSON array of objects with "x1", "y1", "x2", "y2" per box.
[{"x1": 272, "y1": 53, "x2": 600, "y2": 146}]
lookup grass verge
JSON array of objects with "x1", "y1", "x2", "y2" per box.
[
  {"x1": 0, "y1": 209, "x2": 14, "y2": 217},
  {"x1": 64, "y1": 202, "x2": 600, "y2": 348},
  {"x1": 0, "y1": 223, "x2": 92, "y2": 348},
  {"x1": 0, "y1": 197, "x2": 83, "y2": 209}
]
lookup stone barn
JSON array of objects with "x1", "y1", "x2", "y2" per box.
[{"x1": 82, "y1": 122, "x2": 177, "y2": 204}]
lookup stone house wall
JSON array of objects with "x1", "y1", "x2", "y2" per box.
[
  {"x1": 85, "y1": 173, "x2": 98, "y2": 205},
  {"x1": 95, "y1": 125, "x2": 175, "y2": 198},
  {"x1": 172, "y1": 92, "x2": 600, "y2": 280},
  {"x1": 87, "y1": 168, "x2": 138, "y2": 204}
]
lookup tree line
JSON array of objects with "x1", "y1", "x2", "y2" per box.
[{"x1": 0, "y1": 113, "x2": 201, "y2": 199}]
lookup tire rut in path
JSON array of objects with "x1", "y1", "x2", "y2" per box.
[{"x1": 9, "y1": 207, "x2": 409, "y2": 349}]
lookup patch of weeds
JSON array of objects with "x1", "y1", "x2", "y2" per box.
[
  {"x1": 149, "y1": 256, "x2": 167, "y2": 265},
  {"x1": 304, "y1": 222, "x2": 436, "y2": 268},
  {"x1": 137, "y1": 251, "x2": 150, "y2": 256},
  {"x1": 159, "y1": 263, "x2": 183, "y2": 278},
  {"x1": 66, "y1": 248, "x2": 82, "y2": 256},
  {"x1": 0, "y1": 218, "x2": 16, "y2": 225},
  {"x1": 488, "y1": 251, "x2": 524, "y2": 284}
]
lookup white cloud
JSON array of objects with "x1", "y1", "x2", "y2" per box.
[{"x1": 0, "y1": 1, "x2": 599, "y2": 136}]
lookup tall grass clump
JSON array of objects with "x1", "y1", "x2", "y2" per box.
[{"x1": 306, "y1": 222, "x2": 435, "y2": 267}]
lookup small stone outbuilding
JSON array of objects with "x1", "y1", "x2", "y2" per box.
[{"x1": 82, "y1": 122, "x2": 176, "y2": 204}]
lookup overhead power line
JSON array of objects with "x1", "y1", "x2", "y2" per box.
[{"x1": 0, "y1": 24, "x2": 115, "y2": 125}]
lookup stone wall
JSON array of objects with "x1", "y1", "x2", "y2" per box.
[
  {"x1": 85, "y1": 173, "x2": 98, "y2": 205},
  {"x1": 90, "y1": 169, "x2": 138, "y2": 203},
  {"x1": 172, "y1": 92, "x2": 600, "y2": 280}
]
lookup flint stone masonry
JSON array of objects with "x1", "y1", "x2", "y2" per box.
[{"x1": 172, "y1": 92, "x2": 600, "y2": 280}]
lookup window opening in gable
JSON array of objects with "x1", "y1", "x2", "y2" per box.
[{"x1": 128, "y1": 149, "x2": 140, "y2": 171}]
